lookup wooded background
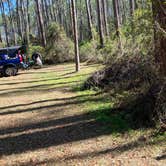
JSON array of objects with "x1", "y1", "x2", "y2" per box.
[{"x1": 0, "y1": 0, "x2": 165, "y2": 74}]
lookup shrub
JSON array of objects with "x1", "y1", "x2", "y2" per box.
[
  {"x1": 80, "y1": 40, "x2": 104, "y2": 63},
  {"x1": 44, "y1": 22, "x2": 74, "y2": 64},
  {"x1": 28, "y1": 45, "x2": 45, "y2": 59},
  {"x1": 83, "y1": 54, "x2": 166, "y2": 128}
]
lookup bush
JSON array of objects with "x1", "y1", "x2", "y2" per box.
[
  {"x1": 29, "y1": 45, "x2": 45, "y2": 59},
  {"x1": 83, "y1": 55, "x2": 166, "y2": 128},
  {"x1": 80, "y1": 40, "x2": 103, "y2": 63},
  {"x1": 84, "y1": 54, "x2": 157, "y2": 90},
  {"x1": 44, "y1": 22, "x2": 74, "y2": 64},
  {"x1": 100, "y1": 6, "x2": 154, "y2": 64},
  {"x1": 79, "y1": 3, "x2": 166, "y2": 129},
  {"x1": 29, "y1": 34, "x2": 41, "y2": 46}
]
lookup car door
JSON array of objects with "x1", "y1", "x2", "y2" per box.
[{"x1": 0, "y1": 49, "x2": 8, "y2": 67}]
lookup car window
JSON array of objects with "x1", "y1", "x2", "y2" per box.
[
  {"x1": 8, "y1": 49, "x2": 18, "y2": 57},
  {"x1": 0, "y1": 50, "x2": 7, "y2": 56}
]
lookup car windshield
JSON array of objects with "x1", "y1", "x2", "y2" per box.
[
  {"x1": 0, "y1": 46, "x2": 25, "y2": 58},
  {"x1": 0, "y1": 49, "x2": 7, "y2": 56},
  {"x1": 8, "y1": 48, "x2": 19, "y2": 57}
]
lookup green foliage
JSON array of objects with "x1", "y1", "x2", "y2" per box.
[
  {"x1": 122, "y1": 8, "x2": 153, "y2": 56},
  {"x1": 29, "y1": 34, "x2": 41, "y2": 45},
  {"x1": 29, "y1": 45, "x2": 45, "y2": 58},
  {"x1": 45, "y1": 22, "x2": 74, "y2": 64},
  {"x1": 101, "y1": 39, "x2": 119, "y2": 63},
  {"x1": 79, "y1": 7, "x2": 154, "y2": 64},
  {"x1": 80, "y1": 40, "x2": 97, "y2": 61},
  {"x1": 92, "y1": 105, "x2": 129, "y2": 132},
  {"x1": 94, "y1": 7, "x2": 154, "y2": 64}
]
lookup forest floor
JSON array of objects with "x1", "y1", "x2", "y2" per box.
[{"x1": 0, "y1": 63, "x2": 165, "y2": 166}]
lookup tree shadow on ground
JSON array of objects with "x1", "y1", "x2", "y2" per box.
[
  {"x1": 0, "y1": 73, "x2": 89, "y2": 86},
  {"x1": 0, "y1": 90, "x2": 133, "y2": 157},
  {"x1": 0, "y1": 92, "x2": 101, "y2": 110},
  {"x1": 0, "y1": 80, "x2": 81, "y2": 97},
  {"x1": 17, "y1": 133, "x2": 165, "y2": 166},
  {"x1": 0, "y1": 93, "x2": 163, "y2": 160},
  {"x1": 0, "y1": 80, "x2": 81, "y2": 92},
  {"x1": 1, "y1": 96, "x2": 159, "y2": 158},
  {"x1": 0, "y1": 93, "x2": 104, "y2": 116},
  {"x1": 2, "y1": 107, "x2": 157, "y2": 157},
  {"x1": 0, "y1": 111, "x2": 110, "y2": 156}
]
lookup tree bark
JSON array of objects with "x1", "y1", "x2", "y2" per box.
[
  {"x1": 85, "y1": 0, "x2": 93, "y2": 40},
  {"x1": 35, "y1": 0, "x2": 47, "y2": 47},
  {"x1": 0, "y1": 0, "x2": 9, "y2": 46},
  {"x1": 152, "y1": 0, "x2": 166, "y2": 76},
  {"x1": 22, "y1": 0, "x2": 30, "y2": 47},
  {"x1": 129, "y1": 0, "x2": 135, "y2": 16},
  {"x1": 112, "y1": 0, "x2": 122, "y2": 50},
  {"x1": 43, "y1": 0, "x2": 50, "y2": 23},
  {"x1": 134, "y1": 0, "x2": 138, "y2": 9},
  {"x1": 96, "y1": 0, "x2": 105, "y2": 48},
  {"x1": 102, "y1": 0, "x2": 109, "y2": 36},
  {"x1": 16, "y1": 0, "x2": 23, "y2": 40},
  {"x1": 48, "y1": 0, "x2": 54, "y2": 20},
  {"x1": 71, "y1": 0, "x2": 80, "y2": 72},
  {"x1": 69, "y1": 0, "x2": 74, "y2": 38},
  {"x1": 0, "y1": 32, "x2": 2, "y2": 43},
  {"x1": 7, "y1": 0, "x2": 17, "y2": 45}
]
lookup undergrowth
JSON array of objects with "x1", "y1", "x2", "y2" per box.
[{"x1": 34, "y1": 63, "x2": 165, "y2": 142}]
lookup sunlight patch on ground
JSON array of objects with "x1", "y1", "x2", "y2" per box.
[{"x1": 0, "y1": 63, "x2": 165, "y2": 166}]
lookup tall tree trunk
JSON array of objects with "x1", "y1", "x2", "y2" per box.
[
  {"x1": 0, "y1": 32, "x2": 2, "y2": 43},
  {"x1": 35, "y1": 3, "x2": 41, "y2": 39},
  {"x1": 89, "y1": 0, "x2": 93, "y2": 23},
  {"x1": 85, "y1": 0, "x2": 93, "y2": 40},
  {"x1": 152, "y1": 0, "x2": 166, "y2": 76},
  {"x1": 129, "y1": 0, "x2": 135, "y2": 16},
  {"x1": 43, "y1": 0, "x2": 50, "y2": 23},
  {"x1": 134, "y1": 0, "x2": 138, "y2": 9},
  {"x1": 41, "y1": 0, "x2": 48, "y2": 28},
  {"x1": 69, "y1": 0, "x2": 74, "y2": 38},
  {"x1": 0, "y1": 0, "x2": 9, "y2": 46},
  {"x1": 112, "y1": 0, "x2": 122, "y2": 50},
  {"x1": 96, "y1": 0, "x2": 105, "y2": 48},
  {"x1": 64, "y1": 0, "x2": 70, "y2": 36},
  {"x1": 79, "y1": 0, "x2": 84, "y2": 42},
  {"x1": 102, "y1": 0, "x2": 109, "y2": 36},
  {"x1": 22, "y1": 0, "x2": 30, "y2": 48},
  {"x1": 117, "y1": 0, "x2": 122, "y2": 24},
  {"x1": 71, "y1": 0, "x2": 80, "y2": 72},
  {"x1": 48, "y1": 0, "x2": 54, "y2": 20},
  {"x1": 20, "y1": 1, "x2": 26, "y2": 44},
  {"x1": 35, "y1": 0, "x2": 47, "y2": 47},
  {"x1": 7, "y1": 0, "x2": 17, "y2": 45},
  {"x1": 121, "y1": 0, "x2": 127, "y2": 23},
  {"x1": 51, "y1": 0, "x2": 56, "y2": 21},
  {"x1": 16, "y1": 0, "x2": 23, "y2": 40},
  {"x1": 27, "y1": 0, "x2": 31, "y2": 34}
]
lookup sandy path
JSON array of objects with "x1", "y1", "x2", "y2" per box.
[{"x1": 0, "y1": 64, "x2": 165, "y2": 166}]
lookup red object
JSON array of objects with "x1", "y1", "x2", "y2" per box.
[{"x1": 18, "y1": 54, "x2": 23, "y2": 62}]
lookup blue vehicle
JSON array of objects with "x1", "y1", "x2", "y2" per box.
[{"x1": 0, "y1": 46, "x2": 25, "y2": 76}]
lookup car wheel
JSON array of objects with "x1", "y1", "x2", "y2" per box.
[{"x1": 4, "y1": 67, "x2": 18, "y2": 76}]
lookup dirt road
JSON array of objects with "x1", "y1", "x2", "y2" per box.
[{"x1": 0, "y1": 64, "x2": 165, "y2": 166}]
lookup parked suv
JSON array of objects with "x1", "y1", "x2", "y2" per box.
[{"x1": 0, "y1": 46, "x2": 25, "y2": 76}]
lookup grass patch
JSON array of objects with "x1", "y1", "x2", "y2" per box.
[
  {"x1": 75, "y1": 90, "x2": 130, "y2": 133},
  {"x1": 35, "y1": 63, "x2": 164, "y2": 138},
  {"x1": 34, "y1": 64, "x2": 134, "y2": 133}
]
